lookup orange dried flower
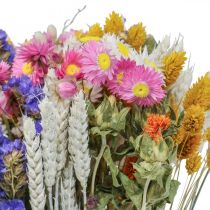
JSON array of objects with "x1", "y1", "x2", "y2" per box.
[
  {"x1": 186, "y1": 153, "x2": 202, "y2": 175},
  {"x1": 122, "y1": 156, "x2": 138, "y2": 180},
  {"x1": 173, "y1": 127, "x2": 186, "y2": 145},
  {"x1": 182, "y1": 105, "x2": 205, "y2": 134},
  {"x1": 144, "y1": 114, "x2": 171, "y2": 141},
  {"x1": 178, "y1": 133, "x2": 202, "y2": 159}
]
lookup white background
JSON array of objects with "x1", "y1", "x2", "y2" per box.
[{"x1": 1, "y1": 0, "x2": 210, "y2": 209}]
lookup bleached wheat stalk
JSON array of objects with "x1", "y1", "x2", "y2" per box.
[
  {"x1": 44, "y1": 72, "x2": 71, "y2": 210},
  {"x1": 44, "y1": 71, "x2": 70, "y2": 176},
  {"x1": 68, "y1": 91, "x2": 90, "y2": 210},
  {"x1": 23, "y1": 117, "x2": 46, "y2": 210},
  {"x1": 61, "y1": 161, "x2": 78, "y2": 210},
  {"x1": 39, "y1": 97, "x2": 59, "y2": 210}
]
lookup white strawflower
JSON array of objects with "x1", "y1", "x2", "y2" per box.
[
  {"x1": 171, "y1": 61, "x2": 194, "y2": 105},
  {"x1": 23, "y1": 117, "x2": 46, "y2": 210},
  {"x1": 61, "y1": 161, "x2": 78, "y2": 210},
  {"x1": 68, "y1": 91, "x2": 90, "y2": 210},
  {"x1": 102, "y1": 34, "x2": 135, "y2": 59},
  {"x1": 39, "y1": 97, "x2": 59, "y2": 210}
]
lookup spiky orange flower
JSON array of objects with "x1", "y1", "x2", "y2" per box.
[
  {"x1": 144, "y1": 114, "x2": 171, "y2": 141},
  {"x1": 178, "y1": 133, "x2": 202, "y2": 159},
  {"x1": 204, "y1": 127, "x2": 210, "y2": 144},
  {"x1": 183, "y1": 74, "x2": 210, "y2": 111},
  {"x1": 87, "y1": 23, "x2": 104, "y2": 37},
  {"x1": 162, "y1": 51, "x2": 187, "y2": 87},
  {"x1": 104, "y1": 11, "x2": 124, "y2": 35},
  {"x1": 182, "y1": 105, "x2": 205, "y2": 134},
  {"x1": 207, "y1": 149, "x2": 210, "y2": 169},
  {"x1": 126, "y1": 23, "x2": 146, "y2": 51},
  {"x1": 186, "y1": 153, "x2": 202, "y2": 175}
]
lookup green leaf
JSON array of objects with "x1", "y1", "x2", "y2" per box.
[
  {"x1": 177, "y1": 110, "x2": 184, "y2": 126},
  {"x1": 168, "y1": 180, "x2": 180, "y2": 203},
  {"x1": 110, "y1": 107, "x2": 130, "y2": 132},
  {"x1": 97, "y1": 193, "x2": 113, "y2": 210},
  {"x1": 133, "y1": 162, "x2": 165, "y2": 180},
  {"x1": 103, "y1": 147, "x2": 120, "y2": 187},
  {"x1": 143, "y1": 34, "x2": 157, "y2": 54},
  {"x1": 119, "y1": 173, "x2": 143, "y2": 210},
  {"x1": 129, "y1": 135, "x2": 142, "y2": 152},
  {"x1": 140, "y1": 135, "x2": 169, "y2": 162}
]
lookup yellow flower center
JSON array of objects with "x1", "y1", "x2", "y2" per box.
[
  {"x1": 117, "y1": 72, "x2": 124, "y2": 84},
  {"x1": 132, "y1": 83, "x2": 150, "y2": 98},
  {"x1": 22, "y1": 63, "x2": 33, "y2": 75},
  {"x1": 66, "y1": 64, "x2": 80, "y2": 76},
  {"x1": 117, "y1": 42, "x2": 129, "y2": 57},
  {"x1": 98, "y1": 53, "x2": 111, "y2": 71},
  {"x1": 79, "y1": 36, "x2": 101, "y2": 43}
]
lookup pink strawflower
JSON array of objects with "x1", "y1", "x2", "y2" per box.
[
  {"x1": 0, "y1": 61, "x2": 10, "y2": 84},
  {"x1": 118, "y1": 65, "x2": 165, "y2": 107},
  {"x1": 12, "y1": 58, "x2": 44, "y2": 84},
  {"x1": 81, "y1": 41, "x2": 117, "y2": 85},
  {"x1": 107, "y1": 58, "x2": 136, "y2": 95},
  {"x1": 15, "y1": 39, "x2": 54, "y2": 84},
  {"x1": 55, "y1": 50, "x2": 83, "y2": 79},
  {"x1": 58, "y1": 81, "x2": 77, "y2": 99}
]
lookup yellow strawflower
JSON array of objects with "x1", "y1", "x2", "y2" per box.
[
  {"x1": 186, "y1": 153, "x2": 202, "y2": 175},
  {"x1": 178, "y1": 133, "x2": 202, "y2": 159},
  {"x1": 182, "y1": 105, "x2": 205, "y2": 134},
  {"x1": 204, "y1": 127, "x2": 210, "y2": 144},
  {"x1": 104, "y1": 11, "x2": 124, "y2": 35},
  {"x1": 127, "y1": 23, "x2": 146, "y2": 51},
  {"x1": 183, "y1": 74, "x2": 210, "y2": 111},
  {"x1": 207, "y1": 149, "x2": 210, "y2": 169},
  {"x1": 87, "y1": 23, "x2": 104, "y2": 37},
  {"x1": 162, "y1": 51, "x2": 187, "y2": 87}
]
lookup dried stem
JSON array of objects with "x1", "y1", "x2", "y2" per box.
[{"x1": 62, "y1": 5, "x2": 87, "y2": 32}]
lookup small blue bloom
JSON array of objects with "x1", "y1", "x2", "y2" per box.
[
  {"x1": 0, "y1": 199, "x2": 25, "y2": 210},
  {"x1": 35, "y1": 120, "x2": 42, "y2": 134},
  {"x1": 0, "y1": 30, "x2": 7, "y2": 42}
]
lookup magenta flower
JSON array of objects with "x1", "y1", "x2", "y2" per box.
[
  {"x1": 107, "y1": 58, "x2": 136, "y2": 95},
  {"x1": 81, "y1": 41, "x2": 117, "y2": 86},
  {"x1": 13, "y1": 39, "x2": 54, "y2": 84},
  {"x1": 118, "y1": 65, "x2": 166, "y2": 107},
  {"x1": 0, "y1": 61, "x2": 10, "y2": 84},
  {"x1": 55, "y1": 50, "x2": 83, "y2": 79}
]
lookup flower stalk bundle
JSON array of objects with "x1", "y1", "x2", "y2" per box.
[{"x1": 0, "y1": 9, "x2": 210, "y2": 210}]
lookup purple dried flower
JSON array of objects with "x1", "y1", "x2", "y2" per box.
[
  {"x1": 0, "y1": 199, "x2": 25, "y2": 210},
  {"x1": 87, "y1": 196, "x2": 98, "y2": 209}
]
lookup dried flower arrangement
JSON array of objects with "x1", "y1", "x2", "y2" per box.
[{"x1": 0, "y1": 7, "x2": 210, "y2": 210}]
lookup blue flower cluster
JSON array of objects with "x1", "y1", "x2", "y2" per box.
[
  {"x1": 0, "y1": 127, "x2": 26, "y2": 198},
  {"x1": 2, "y1": 75, "x2": 44, "y2": 115},
  {"x1": 0, "y1": 29, "x2": 15, "y2": 63},
  {"x1": 0, "y1": 199, "x2": 25, "y2": 210}
]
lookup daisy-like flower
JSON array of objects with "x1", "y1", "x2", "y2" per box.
[
  {"x1": 107, "y1": 58, "x2": 136, "y2": 95},
  {"x1": 12, "y1": 58, "x2": 44, "y2": 84},
  {"x1": 102, "y1": 34, "x2": 135, "y2": 59},
  {"x1": 81, "y1": 41, "x2": 116, "y2": 85},
  {"x1": 117, "y1": 65, "x2": 165, "y2": 106},
  {"x1": 144, "y1": 114, "x2": 171, "y2": 141},
  {"x1": 14, "y1": 39, "x2": 54, "y2": 84},
  {"x1": 0, "y1": 61, "x2": 10, "y2": 84},
  {"x1": 55, "y1": 50, "x2": 83, "y2": 79}
]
